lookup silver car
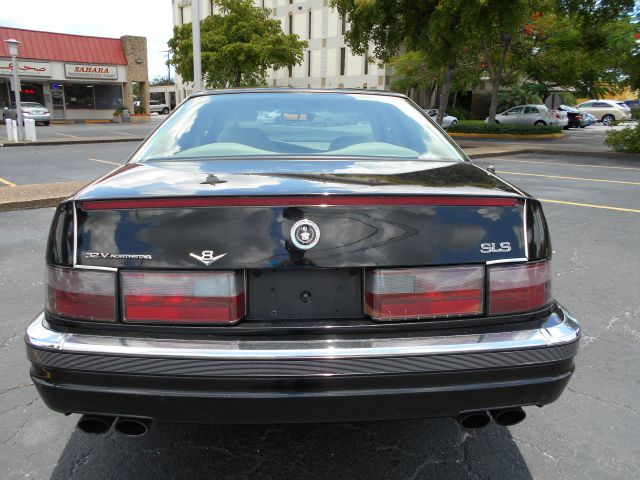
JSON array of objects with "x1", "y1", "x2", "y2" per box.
[
  {"x1": 3, "y1": 102, "x2": 51, "y2": 125},
  {"x1": 425, "y1": 109, "x2": 458, "y2": 128},
  {"x1": 489, "y1": 104, "x2": 563, "y2": 127}
]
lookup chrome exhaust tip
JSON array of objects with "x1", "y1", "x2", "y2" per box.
[
  {"x1": 77, "y1": 415, "x2": 114, "y2": 435},
  {"x1": 114, "y1": 417, "x2": 151, "y2": 437},
  {"x1": 491, "y1": 407, "x2": 526, "y2": 426},
  {"x1": 457, "y1": 411, "x2": 491, "y2": 430}
]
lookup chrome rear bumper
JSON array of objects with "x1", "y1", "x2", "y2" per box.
[{"x1": 26, "y1": 306, "x2": 579, "y2": 362}]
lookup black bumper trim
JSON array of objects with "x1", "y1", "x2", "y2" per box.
[{"x1": 28, "y1": 341, "x2": 579, "y2": 377}]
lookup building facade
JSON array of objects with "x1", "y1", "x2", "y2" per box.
[
  {"x1": 0, "y1": 27, "x2": 149, "y2": 119},
  {"x1": 171, "y1": 0, "x2": 391, "y2": 103}
]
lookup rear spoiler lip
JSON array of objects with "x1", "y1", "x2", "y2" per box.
[{"x1": 79, "y1": 195, "x2": 521, "y2": 211}]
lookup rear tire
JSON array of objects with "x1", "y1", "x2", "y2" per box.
[
  {"x1": 534, "y1": 120, "x2": 546, "y2": 126},
  {"x1": 162, "y1": 107, "x2": 169, "y2": 115},
  {"x1": 601, "y1": 114, "x2": 615, "y2": 126}
]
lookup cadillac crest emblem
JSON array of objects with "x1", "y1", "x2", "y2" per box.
[{"x1": 291, "y1": 219, "x2": 320, "y2": 250}]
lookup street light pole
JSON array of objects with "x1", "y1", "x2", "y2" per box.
[
  {"x1": 5, "y1": 39, "x2": 25, "y2": 141},
  {"x1": 192, "y1": 0, "x2": 202, "y2": 92}
]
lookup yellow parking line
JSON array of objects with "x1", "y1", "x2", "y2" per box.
[
  {"x1": 496, "y1": 170, "x2": 640, "y2": 186},
  {"x1": 539, "y1": 199, "x2": 640, "y2": 213},
  {"x1": 0, "y1": 176, "x2": 17, "y2": 187},
  {"x1": 88, "y1": 158, "x2": 122, "y2": 166},
  {"x1": 491, "y1": 157, "x2": 640, "y2": 172}
]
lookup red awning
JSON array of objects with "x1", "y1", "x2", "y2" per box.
[{"x1": 0, "y1": 27, "x2": 127, "y2": 65}]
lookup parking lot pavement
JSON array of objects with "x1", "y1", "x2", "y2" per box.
[
  {"x1": 0, "y1": 142, "x2": 134, "y2": 187},
  {"x1": 0, "y1": 116, "x2": 163, "y2": 142},
  {"x1": 1, "y1": 152, "x2": 640, "y2": 479}
]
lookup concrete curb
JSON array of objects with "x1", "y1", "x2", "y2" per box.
[
  {"x1": 465, "y1": 147, "x2": 639, "y2": 160},
  {"x1": 0, "y1": 179, "x2": 89, "y2": 212},
  {"x1": 450, "y1": 132, "x2": 565, "y2": 140},
  {"x1": 0, "y1": 137, "x2": 145, "y2": 147}
]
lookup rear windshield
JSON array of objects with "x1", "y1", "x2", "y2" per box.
[
  {"x1": 132, "y1": 92, "x2": 464, "y2": 162},
  {"x1": 22, "y1": 102, "x2": 44, "y2": 108}
]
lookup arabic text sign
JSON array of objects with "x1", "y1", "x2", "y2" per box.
[
  {"x1": 0, "y1": 59, "x2": 51, "y2": 77},
  {"x1": 65, "y1": 64, "x2": 118, "y2": 80}
]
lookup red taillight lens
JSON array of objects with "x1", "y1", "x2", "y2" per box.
[
  {"x1": 488, "y1": 261, "x2": 552, "y2": 315},
  {"x1": 121, "y1": 271, "x2": 245, "y2": 324},
  {"x1": 46, "y1": 266, "x2": 116, "y2": 321},
  {"x1": 365, "y1": 266, "x2": 484, "y2": 320}
]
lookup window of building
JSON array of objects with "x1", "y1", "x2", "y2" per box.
[
  {"x1": 178, "y1": 6, "x2": 184, "y2": 24},
  {"x1": 288, "y1": 13, "x2": 293, "y2": 34},
  {"x1": 340, "y1": 47, "x2": 346, "y2": 76},
  {"x1": 94, "y1": 84, "x2": 123, "y2": 109},
  {"x1": 341, "y1": 14, "x2": 347, "y2": 35},
  {"x1": 63, "y1": 84, "x2": 94, "y2": 109},
  {"x1": 307, "y1": 50, "x2": 311, "y2": 77},
  {"x1": 210, "y1": 0, "x2": 215, "y2": 15},
  {"x1": 308, "y1": 10, "x2": 312, "y2": 39},
  {"x1": 288, "y1": 66, "x2": 293, "y2": 78}
]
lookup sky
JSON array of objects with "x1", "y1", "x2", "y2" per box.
[{"x1": 1, "y1": 0, "x2": 175, "y2": 81}]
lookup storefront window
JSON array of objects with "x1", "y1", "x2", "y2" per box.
[
  {"x1": 64, "y1": 84, "x2": 94, "y2": 109},
  {"x1": 94, "y1": 84, "x2": 123, "y2": 109}
]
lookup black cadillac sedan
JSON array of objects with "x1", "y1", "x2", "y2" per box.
[{"x1": 26, "y1": 89, "x2": 580, "y2": 435}]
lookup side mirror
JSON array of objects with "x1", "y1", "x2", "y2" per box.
[{"x1": 487, "y1": 165, "x2": 496, "y2": 174}]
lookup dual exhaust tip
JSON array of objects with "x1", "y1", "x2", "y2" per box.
[
  {"x1": 457, "y1": 407, "x2": 526, "y2": 430},
  {"x1": 77, "y1": 415, "x2": 151, "y2": 437},
  {"x1": 78, "y1": 407, "x2": 525, "y2": 435}
]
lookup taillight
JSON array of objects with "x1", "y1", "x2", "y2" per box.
[
  {"x1": 46, "y1": 266, "x2": 116, "y2": 321},
  {"x1": 121, "y1": 271, "x2": 245, "y2": 324},
  {"x1": 365, "y1": 266, "x2": 484, "y2": 320},
  {"x1": 488, "y1": 261, "x2": 551, "y2": 315}
]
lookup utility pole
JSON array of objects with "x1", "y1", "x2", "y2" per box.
[
  {"x1": 192, "y1": 0, "x2": 202, "y2": 91},
  {"x1": 5, "y1": 39, "x2": 25, "y2": 141}
]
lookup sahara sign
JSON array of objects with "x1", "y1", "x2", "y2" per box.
[
  {"x1": 65, "y1": 64, "x2": 118, "y2": 80},
  {"x1": 0, "y1": 59, "x2": 51, "y2": 77}
]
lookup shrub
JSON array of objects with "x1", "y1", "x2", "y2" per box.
[
  {"x1": 448, "y1": 122, "x2": 562, "y2": 135},
  {"x1": 446, "y1": 107, "x2": 473, "y2": 121},
  {"x1": 134, "y1": 104, "x2": 146, "y2": 114},
  {"x1": 605, "y1": 124, "x2": 640, "y2": 152},
  {"x1": 113, "y1": 106, "x2": 124, "y2": 116}
]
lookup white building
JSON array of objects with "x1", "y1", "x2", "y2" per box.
[{"x1": 171, "y1": 0, "x2": 391, "y2": 103}]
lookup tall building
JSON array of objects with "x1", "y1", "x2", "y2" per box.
[{"x1": 171, "y1": 0, "x2": 391, "y2": 103}]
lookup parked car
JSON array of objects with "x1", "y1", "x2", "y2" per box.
[
  {"x1": 582, "y1": 112, "x2": 597, "y2": 126},
  {"x1": 133, "y1": 100, "x2": 171, "y2": 115},
  {"x1": 574, "y1": 100, "x2": 631, "y2": 125},
  {"x1": 623, "y1": 99, "x2": 639, "y2": 115},
  {"x1": 557, "y1": 105, "x2": 587, "y2": 128},
  {"x1": 149, "y1": 100, "x2": 170, "y2": 115},
  {"x1": 488, "y1": 104, "x2": 563, "y2": 127},
  {"x1": 26, "y1": 89, "x2": 580, "y2": 433},
  {"x1": 2, "y1": 102, "x2": 51, "y2": 125},
  {"x1": 424, "y1": 108, "x2": 458, "y2": 128}
]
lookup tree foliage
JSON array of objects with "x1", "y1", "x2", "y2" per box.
[
  {"x1": 333, "y1": 0, "x2": 487, "y2": 124},
  {"x1": 168, "y1": 0, "x2": 307, "y2": 88},
  {"x1": 334, "y1": 0, "x2": 638, "y2": 120}
]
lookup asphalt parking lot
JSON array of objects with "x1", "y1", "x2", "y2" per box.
[
  {"x1": 0, "y1": 117, "x2": 161, "y2": 143},
  {"x1": 1, "y1": 140, "x2": 639, "y2": 478}
]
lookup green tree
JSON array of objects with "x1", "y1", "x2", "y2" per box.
[
  {"x1": 521, "y1": 10, "x2": 638, "y2": 98},
  {"x1": 477, "y1": 0, "x2": 532, "y2": 122},
  {"x1": 332, "y1": 0, "x2": 483, "y2": 125},
  {"x1": 168, "y1": 0, "x2": 307, "y2": 88}
]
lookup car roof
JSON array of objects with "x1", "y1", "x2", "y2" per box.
[{"x1": 189, "y1": 88, "x2": 408, "y2": 100}]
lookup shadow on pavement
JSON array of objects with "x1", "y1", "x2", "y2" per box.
[{"x1": 50, "y1": 418, "x2": 532, "y2": 479}]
